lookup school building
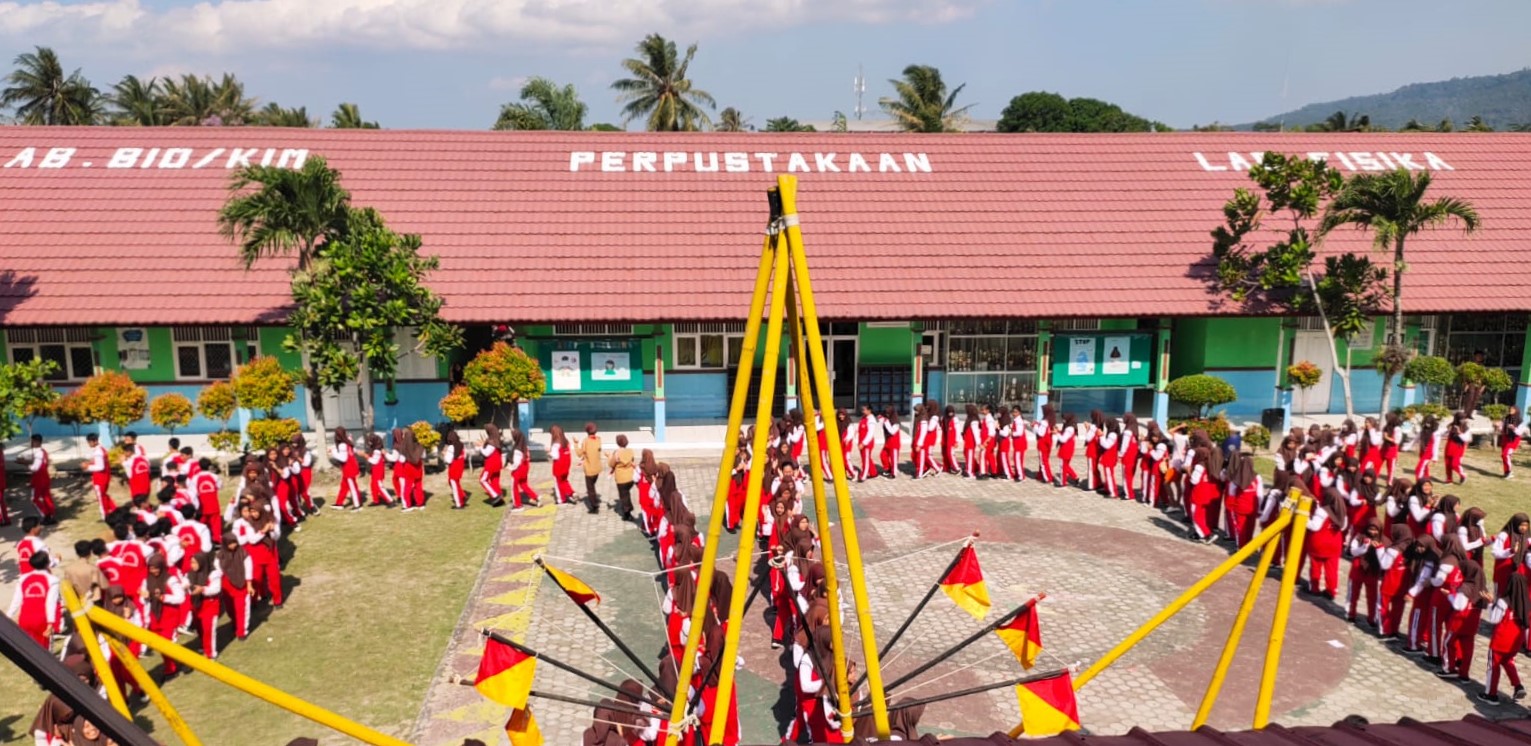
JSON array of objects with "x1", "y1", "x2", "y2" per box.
[{"x1": 2, "y1": 129, "x2": 1529, "y2": 441}]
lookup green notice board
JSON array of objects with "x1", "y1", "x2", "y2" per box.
[
  {"x1": 539, "y1": 339, "x2": 643, "y2": 394},
  {"x1": 1051, "y1": 333, "x2": 1152, "y2": 388}
]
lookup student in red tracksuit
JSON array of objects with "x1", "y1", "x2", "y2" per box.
[
  {"x1": 190, "y1": 459, "x2": 223, "y2": 543},
  {"x1": 233, "y1": 502, "x2": 282, "y2": 608},
  {"x1": 20, "y1": 435, "x2": 57, "y2": 523},
  {"x1": 393, "y1": 428, "x2": 423, "y2": 511},
  {"x1": 478, "y1": 424, "x2": 505, "y2": 505},
  {"x1": 362, "y1": 434, "x2": 391, "y2": 507},
  {"x1": 1186, "y1": 446, "x2": 1222, "y2": 543},
  {"x1": 1098, "y1": 418, "x2": 1122, "y2": 499},
  {"x1": 961, "y1": 404, "x2": 981, "y2": 479},
  {"x1": 909, "y1": 405, "x2": 929, "y2": 479},
  {"x1": 1501, "y1": 408, "x2": 1528, "y2": 478},
  {"x1": 995, "y1": 411, "x2": 1015, "y2": 481},
  {"x1": 1381, "y1": 412, "x2": 1405, "y2": 483},
  {"x1": 7, "y1": 552, "x2": 58, "y2": 647},
  {"x1": 328, "y1": 427, "x2": 363, "y2": 510},
  {"x1": 124, "y1": 444, "x2": 152, "y2": 500},
  {"x1": 798, "y1": 626, "x2": 844, "y2": 744},
  {"x1": 1346, "y1": 517, "x2": 1387, "y2": 626},
  {"x1": 837, "y1": 410, "x2": 858, "y2": 480},
  {"x1": 292, "y1": 435, "x2": 316, "y2": 514},
  {"x1": 1009, "y1": 406, "x2": 1028, "y2": 482},
  {"x1": 183, "y1": 551, "x2": 222, "y2": 658},
  {"x1": 787, "y1": 409, "x2": 806, "y2": 466},
  {"x1": 506, "y1": 428, "x2": 539, "y2": 510},
  {"x1": 547, "y1": 425, "x2": 576, "y2": 504},
  {"x1": 1490, "y1": 513, "x2": 1529, "y2": 596},
  {"x1": 1379, "y1": 524, "x2": 1414, "y2": 638},
  {"x1": 1403, "y1": 534, "x2": 1443, "y2": 654},
  {"x1": 725, "y1": 442, "x2": 748, "y2": 532},
  {"x1": 144, "y1": 553, "x2": 188, "y2": 677},
  {"x1": 1415, "y1": 414, "x2": 1442, "y2": 482},
  {"x1": 878, "y1": 407, "x2": 901, "y2": 480},
  {"x1": 1444, "y1": 412, "x2": 1471, "y2": 484},
  {"x1": 815, "y1": 412, "x2": 832, "y2": 476},
  {"x1": 1143, "y1": 428, "x2": 1169, "y2": 507},
  {"x1": 106, "y1": 523, "x2": 150, "y2": 606},
  {"x1": 1035, "y1": 405, "x2": 1057, "y2": 485},
  {"x1": 857, "y1": 405, "x2": 878, "y2": 481},
  {"x1": 1055, "y1": 414, "x2": 1078, "y2": 487},
  {"x1": 698, "y1": 620, "x2": 742, "y2": 746},
  {"x1": 83, "y1": 433, "x2": 116, "y2": 517},
  {"x1": 1306, "y1": 486, "x2": 1349, "y2": 599},
  {"x1": 216, "y1": 533, "x2": 252, "y2": 640},
  {"x1": 1440, "y1": 559, "x2": 1486, "y2": 681},
  {"x1": 1480, "y1": 573, "x2": 1530, "y2": 703},
  {"x1": 1084, "y1": 410, "x2": 1105, "y2": 491},
  {"x1": 980, "y1": 405, "x2": 998, "y2": 477},
  {"x1": 443, "y1": 429, "x2": 470, "y2": 509},
  {"x1": 1225, "y1": 453, "x2": 1261, "y2": 548},
  {"x1": 940, "y1": 405, "x2": 959, "y2": 475},
  {"x1": 1425, "y1": 538, "x2": 1469, "y2": 662},
  {"x1": 1119, "y1": 414, "x2": 1141, "y2": 502}
]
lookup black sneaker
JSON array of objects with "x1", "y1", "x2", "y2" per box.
[
  {"x1": 1434, "y1": 669, "x2": 1459, "y2": 679},
  {"x1": 1515, "y1": 687, "x2": 1526, "y2": 700},
  {"x1": 1477, "y1": 691, "x2": 1500, "y2": 703}
]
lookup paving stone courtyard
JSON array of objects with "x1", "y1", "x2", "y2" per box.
[{"x1": 413, "y1": 458, "x2": 1525, "y2": 744}]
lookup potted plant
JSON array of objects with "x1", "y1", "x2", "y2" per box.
[{"x1": 1287, "y1": 360, "x2": 1323, "y2": 422}]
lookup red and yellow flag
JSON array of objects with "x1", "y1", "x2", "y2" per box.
[
  {"x1": 1015, "y1": 671, "x2": 1080, "y2": 737},
  {"x1": 505, "y1": 706, "x2": 542, "y2": 746},
  {"x1": 939, "y1": 546, "x2": 991, "y2": 620},
  {"x1": 475, "y1": 637, "x2": 536, "y2": 709},
  {"x1": 996, "y1": 603, "x2": 1042, "y2": 669},
  {"x1": 544, "y1": 562, "x2": 601, "y2": 606}
]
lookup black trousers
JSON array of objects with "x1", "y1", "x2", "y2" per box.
[
  {"x1": 615, "y1": 481, "x2": 634, "y2": 517},
  {"x1": 584, "y1": 475, "x2": 600, "y2": 513}
]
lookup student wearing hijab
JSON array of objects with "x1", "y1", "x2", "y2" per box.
[
  {"x1": 582, "y1": 699, "x2": 627, "y2": 746},
  {"x1": 1225, "y1": 452, "x2": 1261, "y2": 548},
  {"x1": 1008, "y1": 405, "x2": 1028, "y2": 483},
  {"x1": 940, "y1": 405, "x2": 959, "y2": 475},
  {"x1": 961, "y1": 404, "x2": 981, "y2": 480},
  {"x1": 797, "y1": 625, "x2": 844, "y2": 743},
  {"x1": 215, "y1": 533, "x2": 252, "y2": 642},
  {"x1": 637, "y1": 449, "x2": 664, "y2": 536},
  {"x1": 1346, "y1": 517, "x2": 1387, "y2": 627},
  {"x1": 1119, "y1": 413, "x2": 1141, "y2": 500},
  {"x1": 1381, "y1": 412, "x2": 1404, "y2": 482},
  {"x1": 615, "y1": 678, "x2": 660, "y2": 745},
  {"x1": 995, "y1": 410, "x2": 1015, "y2": 481},
  {"x1": 1415, "y1": 414, "x2": 1442, "y2": 482},
  {"x1": 184, "y1": 550, "x2": 223, "y2": 659},
  {"x1": 1445, "y1": 412, "x2": 1471, "y2": 484},
  {"x1": 697, "y1": 618, "x2": 742, "y2": 746},
  {"x1": 502, "y1": 428, "x2": 538, "y2": 511},
  {"x1": 363, "y1": 433, "x2": 393, "y2": 508},
  {"x1": 877, "y1": 406, "x2": 902, "y2": 480},
  {"x1": 546, "y1": 425, "x2": 576, "y2": 505},
  {"x1": 1459, "y1": 507, "x2": 1488, "y2": 567},
  {"x1": 1481, "y1": 572, "x2": 1531, "y2": 703},
  {"x1": 1490, "y1": 513, "x2": 1530, "y2": 596},
  {"x1": 1502, "y1": 406, "x2": 1529, "y2": 478},
  {"x1": 1054, "y1": 413, "x2": 1079, "y2": 488},
  {"x1": 1033, "y1": 404, "x2": 1057, "y2": 486},
  {"x1": 1439, "y1": 559, "x2": 1487, "y2": 680},
  {"x1": 1185, "y1": 444, "x2": 1222, "y2": 543},
  {"x1": 1429, "y1": 494, "x2": 1462, "y2": 543},
  {"x1": 1403, "y1": 534, "x2": 1444, "y2": 655},
  {"x1": 478, "y1": 424, "x2": 505, "y2": 507},
  {"x1": 1424, "y1": 536, "x2": 1471, "y2": 663},
  {"x1": 145, "y1": 553, "x2": 188, "y2": 678},
  {"x1": 1305, "y1": 485, "x2": 1348, "y2": 600},
  {"x1": 1379, "y1": 524, "x2": 1415, "y2": 638},
  {"x1": 1097, "y1": 417, "x2": 1122, "y2": 499},
  {"x1": 29, "y1": 692, "x2": 76, "y2": 746}
]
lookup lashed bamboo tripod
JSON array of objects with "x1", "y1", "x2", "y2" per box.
[{"x1": 664, "y1": 175, "x2": 893, "y2": 744}]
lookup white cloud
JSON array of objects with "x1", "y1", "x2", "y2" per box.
[
  {"x1": 0, "y1": 0, "x2": 986, "y2": 54},
  {"x1": 487, "y1": 75, "x2": 528, "y2": 92}
]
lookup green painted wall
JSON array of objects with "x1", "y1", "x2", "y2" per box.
[
  {"x1": 859, "y1": 323, "x2": 914, "y2": 365},
  {"x1": 1202, "y1": 318, "x2": 1282, "y2": 368},
  {"x1": 1099, "y1": 318, "x2": 1138, "y2": 331},
  {"x1": 1171, "y1": 319, "x2": 1208, "y2": 377},
  {"x1": 258, "y1": 327, "x2": 302, "y2": 371}
]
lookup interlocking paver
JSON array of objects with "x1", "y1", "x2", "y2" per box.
[{"x1": 417, "y1": 457, "x2": 1528, "y2": 745}]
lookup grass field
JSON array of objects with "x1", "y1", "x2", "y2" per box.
[{"x1": 0, "y1": 470, "x2": 503, "y2": 746}]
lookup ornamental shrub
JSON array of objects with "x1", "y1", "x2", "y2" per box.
[
  {"x1": 247, "y1": 418, "x2": 301, "y2": 451},
  {"x1": 1165, "y1": 374, "x2": 1238, "y2": 417},
  {"x1": 149, "y1": 392, "x2": 195, "y2": 434},
  {"x1": 439, "y1": 385, "x2": 480, "y2": 424},
  {"x1": 72, "y1": 370, "x2": 147, "y2": 436},
  {"x1": 463, "y1": 342, "x2": 545, "y2": 407},
  {"x1": 207, "y1": 430, "x2": 242, "y2": 454},
  {"x1": 1286, "y1": 360, "x2": 1323, "y2": 390},
  {"x1": 232, "y1": 357, "x2": 296, "y2": 418},
  {"x1": 411, "y1": 420, "x2": 442, "y2": 450},
  {"x1": 198, "y1": 380, "x2": 238, "y2": 422},
  {"x1": 1243, "y1": 424, "x2": 1271, "y2": 450},
  {"x1": 1168, "y1": 414, "x2": 1233, "y2": 444},
  {"x1": 1483, "y1": 403, "x2": 1512, "y2": 422},
  {"x1": 1404, "y1": 355, "x2": 1456, "y2": 388},
  {"x1": 1417, "y1": 403, "x2": 1451, "y2": 421}
]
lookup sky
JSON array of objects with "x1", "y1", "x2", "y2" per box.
[{"x1": 0, "y1": 0, "x2": 1528, "y2": 130}]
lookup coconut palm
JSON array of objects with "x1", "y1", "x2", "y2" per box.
[
  {"x1": 494, "y1": 77, "x2": 587, "y2": 131},
  {"x1": 218, "y1": 156, "x2": 352, "y2": 272},
  {"x1": 1465, "y1": 115, "x2": 1494, "y2": 132},
  {"x1": 107, "y1": 75, "x2": 165, "y2": 126},
  {"x1": 1, "y1": 46, "x2": 101, "y2": 125},
  {"x1": 1320, "y1": 169, "x2": 1481, "y2": 416},
  {"x1": 330, "y1": 102, "x2": 378, "y2": 129},
  {"x1": 764, "y1": 116, "x2": 815, "y2": 132},
  {"x1": 611, "y1": 33, "x2": 715, "y2": 131},
  {"x1": 256, "y1": 103, "x2": 315, "y2": 127},
  {"x1": 162, "y1": 73, "x2": 255, "y2": 126},
  {"x1": 878, "y1": 64, "x2": 972, "y2": 133},
  {"x1": 716, "y1": 106, "x2": 748, "y2": 132}
]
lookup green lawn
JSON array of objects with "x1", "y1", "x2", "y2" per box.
[{"x1": 1, "y1": 470, "x2": 503, "y2": 745}]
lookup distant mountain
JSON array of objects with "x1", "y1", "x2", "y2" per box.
[{"x1": 1247, "y1": 68, "x2": 1531, "y2": 130}]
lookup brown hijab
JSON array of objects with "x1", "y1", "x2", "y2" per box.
[
  {"x1": 29, "y1": 694, "x2": 75, "y2": 741},
  {"x1": 582, "y1": 700, "x2": 626, "y2": 746}
]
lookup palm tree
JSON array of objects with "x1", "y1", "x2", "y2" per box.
[
  {"x1": 256, "y1": 103, "x2": 315, "y2": 127},
  {"x1": 1308, "y1": 110, "x2": 1374, "y2": 132},
  {"x1": 1510, "y1": 122, "x2": 1531, "y2": 132},
  {"x1": 330, "y1": 102, "x2": 378, "y2": 129},
  {"x1": 218, "y1": 156, "x2": 351, "y2": 272},
  {"x1": 716, "y1": 107, "x2": 748, "y2": 132},
  {"x1": 107, "y1": 75, "x2": 165, "y2": 126},
  {"x1": 611, "y1": 33, "x2": 715, "y2": 131},
  {"x1": 494, "y1": 77, "x2": 587, "y2": 130},
  {"x1": 162, "y1": 73, "x2": 255, "y2": 126},
  {"x1": 878, "y1": 64, "x2": 972, "y2": 133},
  {"x1": 764, "y1": 116, "x2": 815, "y2": 132},
  {"x1": 1, "y1": 46, "x2": 101, "y2": 125},
  {"x1": 831, "y1": 111, "x2": 848, "y2": 133},
  {"x1": 1320, "y1": 169, "x2": 1481, "y2": 416},
  {"x1": 1465, "y1": 115, "x2": 1494, "y2": 132},
  {"x1": 219, "y1": 157, "x2": 353, "y2": 469},
  {"x1": 1399, "y1": 118, "x2": 1433, "y2": 133}
]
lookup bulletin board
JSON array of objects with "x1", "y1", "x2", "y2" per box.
[
  {"x1": 1050, "y1": 333, "x2": 1152, "y2": 388},
  {"x1": 539, "y1": 339, "x2": 643, "y2": 394}
]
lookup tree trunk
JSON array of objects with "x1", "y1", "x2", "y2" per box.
[
  {"x1": 1380, "y1": 235, "x2": 1407, "y2": 418},
  {"x1": 1307, "y1": 271, "x2": 1355, "y2": 419},
  {"x1": 1378, "y1": 371, "x2": 1396, "y2": 418},
  {"x1": 358, "y1": 362, "x2": 374, "y2": 434}
]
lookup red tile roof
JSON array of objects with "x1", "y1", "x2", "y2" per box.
[{"x1": 1, "y1": 129, "x2": 1528, "y2": 325}]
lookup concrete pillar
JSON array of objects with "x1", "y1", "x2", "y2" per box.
[
  {"x1": 1035, "y1": 392, "x2": 1050, "y2": 421},
  {"x1": 911, "y1": 342, "x2": 924, "y2": 414},
  {"x1": 654, "y1": 346, "x2": 667, "y2": 442},
  {"x1": 1518, "y1": 321, "x2": 1531, "y2": 415},
  {"x1": 1401, "y1": 383, "x2": 1417, "y2": 409},
  {"x1": 1035, "y1": 324, "x2": 1052, "y2": 419},
  {"x1": 98, "y1": 421, "x2": 114, "y2": 449},
  {"x1": 1122, "y1": 389, "x2": 1134, "y2": 416},
  {"x1": 236, "y1": 407, "x2": 251, "y2": 449},
  {"x1": 1154, "y1": 319, "x2": 1172, "y2": 424},
  {"x1": 1279, "y1": 388, "x2": 1293, "y2": 436},
  {"x1": 1153, "y1": 391, "x2": 1169, "y2": 425},
  {"x1": 516, "y1": 400, "x2": 532, "y2": 431}
]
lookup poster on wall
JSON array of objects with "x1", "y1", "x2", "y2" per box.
[
  {"x1": 117, "y1": 328, "x2": 151, "y2": 370},
  {"x1": 551, "y1": 350, "x2": 582, "y2": 391},
  {"x1": 590, "y1": 351, "x2": 631, "y2": 381},
  {"x1": 1102, "y1": 336, "x2": 1131, "y2": 375},
  {"x1": 1068, "y1": 337, "x2": 1095, "y2": 376}
]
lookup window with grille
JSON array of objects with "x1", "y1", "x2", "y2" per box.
[
  {"x1": 554, "y1": 323, "x2": 635, "y2": 336},
  {"x1": 5, "y1": 328, "x2": 96, "y2": 381},
  {"x1": 672, "y1": 322, "x2": 746, "y2": 370},
  {"x1": 173, "y1": 327, "x2": 255, "y2": 380},
  {"x1": 1050, "y1": 318, "x2": 1100, "y2": 332}
]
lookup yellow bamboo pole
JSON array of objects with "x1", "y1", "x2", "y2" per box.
[
  {"x1": 706, "y1": 224, "x2": 794, "y2": 746},
  {"x1": 1191, "y1": 522, "x2": 1285, "y2": 729},
  {"x1": 60, "y1": 581, "x2": 130, "y2": 718},
  {"x1": 664, "y1": 219, "x2": 782, "y2": 746},
  {"x1": 788, "y1": 278, "x2": 855, "y2": 739},
  {"x1": 779, "y1": 174, "x2": 892, "y2": 738},
  {"x1": 1254, "y1": 491, "x2": 1313, "y2": 729},
  {"x1": 84, "y1": 607, "x2": 412, "y2": 746},
  {"x1": 103, "y1": 637, "x2": 203, "y2": 746},
  {"x1": 1071, "y1": 509, "x2": 1294, "y2": 691}
]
